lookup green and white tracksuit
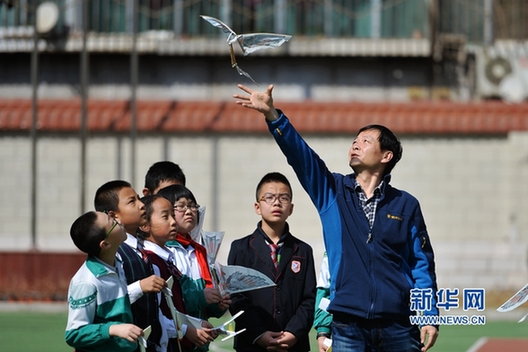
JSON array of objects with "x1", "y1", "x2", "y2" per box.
[{"x1": 65, "y1": 255, "x2": 137, "y2": 352}]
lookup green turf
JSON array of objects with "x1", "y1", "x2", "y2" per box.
[
  {"x1": 0, "y1": 311, "x2": 71, "y2": 352},
  {"x1": 1, "y1": 311, "x2": 527, "y2": 351}
]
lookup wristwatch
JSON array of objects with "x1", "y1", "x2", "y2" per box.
[{"x1": 316, "y1": 332, "x2": 330, "y2": 339}]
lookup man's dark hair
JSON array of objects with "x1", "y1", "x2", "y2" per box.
[
  {"x1": 94, "y1": 180, "x2": 132, "y2": 213},
  {"x1": 358, "y1": 124, "x2": 403, "y2": 176},
  {"x1": 70, "y1": 211, "x2": 105, "y2": 256},
  {"x1": 144, "y1": 161, "x2": 186, "y2": 192},
  {"x1": 255, "y1": 172, "x2": 293, "y2": 201}
]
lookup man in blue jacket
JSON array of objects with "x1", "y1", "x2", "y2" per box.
[{"x1": 232, "y1": 84, "x2": 439, "y2": 352}]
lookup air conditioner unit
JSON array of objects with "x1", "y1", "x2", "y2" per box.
[{"x1": 473, "y1": 43, "x2": 528, "y2": 103}]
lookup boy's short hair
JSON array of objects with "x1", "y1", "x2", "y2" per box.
[
  {"x1": 144, "y1": 161, "x2": 186, "y2": 193},
  {"x1": 70, "y1": 211, "x2": 105, "y2": 256},
  {"x1": 255, "y1": 172, "x2": 293, "y2": 201},
  {"x1": 94, "y1": 180, "x2": 132, "y2": 213}
]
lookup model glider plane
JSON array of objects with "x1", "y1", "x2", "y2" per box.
[{"x1": 200, "y1": 15, "x2": 292, "y2": 85}]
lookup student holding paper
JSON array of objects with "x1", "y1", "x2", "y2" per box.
[
  {"x1": 139, "y1": 194, "x2": 214, "y2": 352},
  {"x1": 65, "y1": 211, "x2": 143, "y2": 352},
  {"x1": 228, "y1": 172, "x2": 316, "y2": 352},
  {"x1": 157, "y1": 185, "x2": 230, "y2": 352}
]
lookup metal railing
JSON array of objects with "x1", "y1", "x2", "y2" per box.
[
  {"x1": 1, "y1": 1, "x2": 527, "y2": 44},
  {"x1": 1, "y1": 0, "x2": 430, "y2": 39}
]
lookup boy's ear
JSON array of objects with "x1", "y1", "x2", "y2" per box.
[
  {"x1": 99, "y1": 239, "x2": 111, "y2": 251},
  {"x1": 254, "y1": 201, "x2": 262, "y2": 216},
  {"x1": 142, "y1": 188, "x2": 151, "y2": 196},
  {"x1": 106, "y1": 210, "x2": 117, "y2": 218},
  {"x1": 139, "y1": 223, "x2": 150, "y2": 234}
]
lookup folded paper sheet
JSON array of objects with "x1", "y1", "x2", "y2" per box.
[
  {"x1": 138, "y1": 325, "x2": 151, "y2": 352},
  {"x1": 213, "y1": 261, "x2": 276, "y2": 295},
  {"x1": 497, "y1": 282, "x2": 528, "y2": 322}
]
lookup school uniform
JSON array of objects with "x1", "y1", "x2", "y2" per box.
[
  {"x1": 118, "y1": 233, "x2": 162, "y2": 352},
  {"x1": 65, "y1": 254, "x2": 137, "y2": 352},
  {"x1": 227, "y1": 221, "x2": 316, "y2": 352}
]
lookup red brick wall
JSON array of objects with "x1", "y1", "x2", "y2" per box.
[{"x1": 0, "y1": 252, "x2": 86, "y2": 301}]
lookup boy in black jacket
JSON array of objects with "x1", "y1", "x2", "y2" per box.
[{"x1": 228, "y1": 172, "x2": 316, "y2": 352}]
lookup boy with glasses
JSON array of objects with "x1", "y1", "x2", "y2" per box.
[
  {"x1": 227, "y1": 172, "x2": 316, "y2": 352},
  {"x1": 65, "y1": 211, "x2": 143, "y2": 351}
]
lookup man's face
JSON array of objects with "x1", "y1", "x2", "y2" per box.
[{"x1": 348, "y1": 128, "x2": 387, "y2": 172}]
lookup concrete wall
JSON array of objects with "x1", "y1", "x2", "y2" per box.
[{"x1": 2, "y1": 131, "x2": 528, "y2": 293}]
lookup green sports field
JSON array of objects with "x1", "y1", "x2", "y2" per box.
[{"x1": 1, "y1": 311, "x2": 527, "y2": 352}]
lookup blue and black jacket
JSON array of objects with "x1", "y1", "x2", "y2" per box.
[{"x1": 267, "y1": 112, "x2": 439, "y2": 322}]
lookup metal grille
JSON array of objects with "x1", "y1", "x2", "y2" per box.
[{"x1": 2, "y1": 0, "x2": 527, "y2": 42}]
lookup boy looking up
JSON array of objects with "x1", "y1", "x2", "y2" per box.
[
  {"x1": 140, "y1": 194, "x2": 216, "y2": 351},
  {"x1": 228, "y1": 172, "x2": 316, "y2": 352},
  {"x1": 94, "y1": 180, "x2": 165, "y2": 352},
  {"x1": 65, "y1": 211, "x2": 143, "y2": 352}
]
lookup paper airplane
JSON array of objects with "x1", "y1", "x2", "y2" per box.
[
  {"x1": 497, "y1": 282, "x2": 528, "y2": 313},
  {"x1": 200, "y1": 15, "x2": 292, "y2": 85},
  {"x1": 138, "y1": 325, "x2": 151, "y2": 352},
  {"x1": 162, "y1": 276, "x2": 183, "y2": 351},
  {"x1": 162, "y1": 276, "x2": 246, "y2": 342},
  {"x1": 213, "y1": 310, "x2": 247, "y2": 341},
  {"x1": 212, "y1": 261, "x2": 276, "y2": 295}
]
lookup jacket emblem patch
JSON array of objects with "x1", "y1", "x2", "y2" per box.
[
  {"x1": 387, "y1": 214, "x2": 403, "y2": 221},
  {"x1": 291, "y1": 260, "x2": 301, "y2": 273}
]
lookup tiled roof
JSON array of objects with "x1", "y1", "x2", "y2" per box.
[{"x1": 2, "y1": 99, "x2": 528, "y2": 135}]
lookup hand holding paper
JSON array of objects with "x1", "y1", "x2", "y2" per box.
[{"x1": 138, "y1": 325, "x2": 151, "y2": 352}]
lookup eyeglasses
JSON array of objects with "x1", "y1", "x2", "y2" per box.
[
  {"x1": 258, "y1": 193, "x2": 292, "y2": 204},
  {"x1": 174, "y1": 204, "x2": 200, "y2": 213},
  {"x1": 106, "y1": 219, "x2": 119, "y2": 238}
]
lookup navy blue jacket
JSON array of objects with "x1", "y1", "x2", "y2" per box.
[
  {"x1": 228, "y1": 223, "x2": 316, "y2": 351},
  {"x1": 267, "y1": 112, "x2": 439, "y2": 321}
]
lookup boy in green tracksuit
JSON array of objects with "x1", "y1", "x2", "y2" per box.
[
  {"x1": 65, "y1": 211, "x2": 143, "y2": 351},
  {"x1": 314, "y1": 252, "x2": 332, "y2": 352}
]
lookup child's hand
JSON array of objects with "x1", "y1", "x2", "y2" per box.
[
  {"x1": 256, "y1": 331, "x2": 284, "y2": 349},
  {"x1": 200, "y1": 320, "x2": 220, "y2": 339},
  {"x1": 109, "y1": 323, "x2": 143, "y2": 342},
  {"x1": 184, "y1": 325, "x2": 213, "y2": 347},
  {"x1": 140, "y1": 275, "x2": 165, "y2": 293},
  {"x1": 272, "y1": 331, "x2": 297, "y2": 350},
  {"x1": 203, "y1": 287, "x2": 223, "y2": 304},
  {"x1": 317, "y1": 336, "x2": 330, "y2": 352},
  {"x1": 218, "y1": 294, "x2": 231, "y2": 310}
]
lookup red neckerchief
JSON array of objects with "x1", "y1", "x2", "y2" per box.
[{"x1": 176, "y1": 233, "x2": 214, "y2": 288}]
